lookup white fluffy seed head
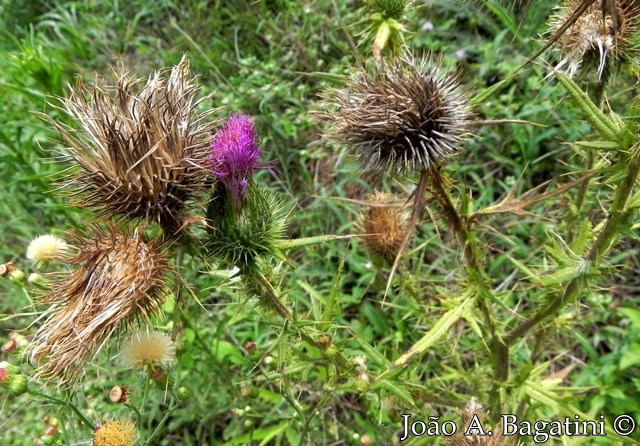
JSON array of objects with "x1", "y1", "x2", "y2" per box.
[
  {"x1": 120, "y1": 330, "x2": 176, "y2": 369},
  {"x1": 26, "y1": 235, "x2": 69, "y2": 262}
]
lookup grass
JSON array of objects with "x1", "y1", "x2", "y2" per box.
[{"x1": 1, "y1": 0, "x2": 640, "y2": 445}]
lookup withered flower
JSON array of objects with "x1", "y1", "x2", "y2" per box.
[
  {"x1": 52, "y1": 56, "x2": 216, "y2": 235},
  {"x1": 444, "y1": 398, "x2": 519, "y2": 446},
  {"x1": 548, "y1": 0, "x2": 640, "y2": 78},
  {"x1": 319, "y1": 55, "x2": 471, "y2": 177},
  {"x1": 356, "y1": 191, "x2": 409, "y2": 265},
  {"x1": 29, "y1": 226, "x2": 170, "y2": 384}
]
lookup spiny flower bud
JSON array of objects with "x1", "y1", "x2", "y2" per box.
[
  {"x1": 206, "y1": 186, "x2": 288, "y2": 267},
  {"x1": 29, "y1": 226, "x2": 170, "y2": 385},
  {"x1": 319, "y1": 55, "x2": 471, "y2": 177},
  {"x1": 209, "y1": 114, "x2": 262, "y2": 207},
  {"x1": 548, "y1": 0, "x2": 640, "y2": 79},
  {"x1": 93, "y1": 419, "x2": 137, "y2": 446},
  {"x1": 0, "y1": 361, "x2": 28, "y2": 396},
  {"x1": 52, "y1": 56, "x2": 216, "y2": 236},
  {"x1": 356, "y1": 192, "x2": 409, "y2": 265},
  {"x1": 8, "y1": 268, "x2": 26, "y2": 285}
]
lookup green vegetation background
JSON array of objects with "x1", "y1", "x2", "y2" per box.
[{"x1": 1, "y1": 0, "x2": 639, "y2": 445}]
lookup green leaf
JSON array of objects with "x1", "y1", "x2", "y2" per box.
[
  {"x1": 375, "y1": 292, "x2": 475, "y2": 380},
  {"x1": 574, "y1": 140, "x2": 623, "y2": 151},
  {"x1": 483, "y1": 0, "x2": 517, "y2": 36},
  {"x1": 524, "y1": 382, "x2": 639, "y2": 445},
  {"x1": 555, "y1": 72, "x2": 620, "y2": 142},
  {"x1": 211, "y1": 340, "x2": 244, "y2": 365},
  {"x1": 619, "y1": 307, "x2": 640, "y2": 329}
]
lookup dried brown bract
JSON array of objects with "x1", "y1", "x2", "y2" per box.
[
  {"x1": 549, "y1": 0, "x2": 640, "y2": 78},
  {"x1": 52, "y1": 56, "x2": 216, "y2": 235},
  {"x1": 29, "y1": 226, "x2": 170, "y2": 385},
  {"x1": 356, "y1": 192, "x2": 409, "y2": 265},
  {"x1": 319, "y1": 55, "x2": 471, "y2": 177}
]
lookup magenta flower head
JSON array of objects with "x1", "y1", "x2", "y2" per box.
[{"x1": 209, "y1": 114, "x2": 261, "y2": 205}]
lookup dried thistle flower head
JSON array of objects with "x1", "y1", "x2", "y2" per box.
[
  {"x1": 320, "y1": 56, "x2": 471, "y2": 177},
  {"x1": 29, "y1": 226, "x2": 170, "y2": 385},
  {"x1": 93, "y1": 419, "x2": 137, "y2": 446},
  {"x1": 444, "y1": 398, "x2": 519, "y2": 446},
  {"x1": 52, "y1": 56, "x2": 216, "y2": 235},
  {"x1": 120, "y1": 330, "x2": 175, "y2": 369},
  {"x1": 549, "y1": 0, "x2": 640, "y2": 78},
  {"x1": 209, "y1": 114, "x2": 262, "y2": 207},
  {"x1": 356, "y1": 192, "x2": 409, "y2": 265},
  {"x1": 26, "y1": 235, "x2": 69, "y2": 263}
]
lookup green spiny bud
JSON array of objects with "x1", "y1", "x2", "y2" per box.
[{"x1": 206, "y1": 185, "x2": 288, "y2": 266}]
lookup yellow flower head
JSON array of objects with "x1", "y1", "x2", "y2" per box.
[
  {"x1": 120, "y1": 330, "x2": 176, "y2": 369},
  {"x1": 93, "y1": 419, "x2": 137, "y2": 446}
]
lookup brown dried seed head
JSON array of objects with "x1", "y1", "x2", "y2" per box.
[
  {"x1": 549, "y1": 0, "x2": 640, "y2": 78},
  {"x1": 319, "y1": 55, "x2": 471, "y2": 177},
  {"x1": 444, "y1": 398, "x2": 519, "y2": 446},
  {"x1": 357, "y1": 192, "x2": 410, "y2": 265},
  {"x1": 29, "y1": 226, "x2": 170, "y2": 385},
  {"x1": 109, "y1": 385, "x2": 129, "y2": 404},
  {"x1": 51, "y1": 56, "x2": 217, "y2": 235}
]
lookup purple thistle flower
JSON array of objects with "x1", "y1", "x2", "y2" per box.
[{"x1": 209, "y1": 114, "x2": 261, "y2": 205}]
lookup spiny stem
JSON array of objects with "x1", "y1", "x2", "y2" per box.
[
  {"x1": 246, "y1": 266, "x2": 355, "y2": 375},
  {"x1": 386, "y1": 168, "x2": 430, "y2": 295},
  {"x1": 28, "y1": 389, "x2": 95, "y2": 430},
  {"x1": 506, "y1": 151, "x2": 640, "y2": 344},
  {"x1": 431, "y1": 170, "x2": 508, "y2": 411},
  {"x1": 570, "y1": 71, "x2": 610, "y2": 242}
]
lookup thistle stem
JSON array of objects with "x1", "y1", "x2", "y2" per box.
[
  {"x1": 431, "y1": 170, "x2": 508, "y2": 410},
  {"x1": 506, "y1": 152, "x2": 640, "y2": 344},
  {"x1": 28, "y1": 389, "x2": 95, "y2": 430},
  {"x1": 246, "y1": 266, "x2": 355, "y2": 375},
  {"x1": 570, "y1": 72, "x2": 609, "y2": 241},
  {"x1": 171, "y1": 249, "x2": 185, "y2": 343}
]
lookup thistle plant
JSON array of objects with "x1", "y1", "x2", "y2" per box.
[
  {"x1": 6, "y1": 3, "x2": 640, "y2": 445},
  {"x1": 92, "y1": 419, "x2": 138, "y2": 446},
  {"x1": 208, "y1": 113, "x2": 263, "y2": 208},
  {"x1": 320, "y1": 56, "x2": 471, "y2": 177},
  {"x1": 356, "y1": 191, "x2": 409, "y2": 266}
]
